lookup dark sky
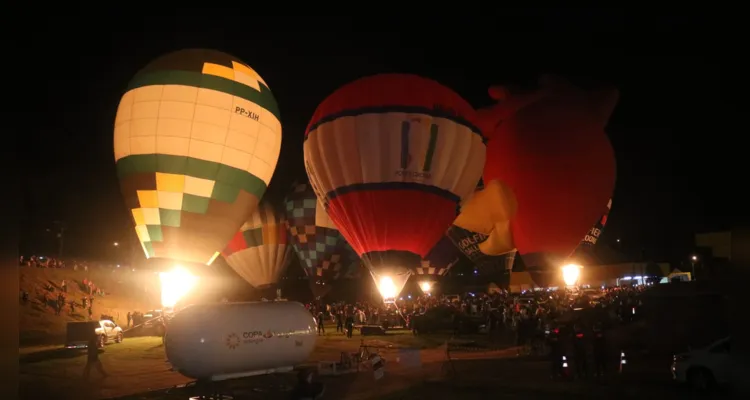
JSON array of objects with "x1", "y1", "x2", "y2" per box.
[{"x1": 20, "y1": 13, "x2": 728, "y2": 264}]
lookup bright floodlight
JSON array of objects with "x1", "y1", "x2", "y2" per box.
[
  {"x1": 561, "y1": 264, "x2": 582, "y2": 286},
  {"x1": 378, "y1": 276, "x2": 398, "y2": 299},
  {"x1": 370, "y1": 269, "x2": 410, "y2": 301},
  {"x1": 419, "y1": 281, "x2": 432, "y2": 293},
  {"x1": 691, "y1": 255, "x2": 698, "y2": 261},
  {"x1": 159, "y1": 265, "x2": 197, "y2": 308}
]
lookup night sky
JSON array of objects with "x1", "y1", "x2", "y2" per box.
[{"x1": 20, "y1": 13, "x2": 728, "y2": 265}]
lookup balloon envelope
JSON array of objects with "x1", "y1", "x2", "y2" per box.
[
  {"x1": 304, "y1": 74, "x2": 486, "y2": 278},
  {"x1": 478, "y1": 76, "x2": 617, "y2": 264},
  {"x1": 337, "y1": 241, "x2": 363, "y2": 279},
  {"x1": 568, "y1": 198, "x2": 613, "y2": 266},
  {"x1": 515, "y1": 199, "x2": 614, "y2": 270},
  {"x1": 449, "y1": 179, "x2": 514, "y2": 272},
  {"x1": 284, "y1": 182, "x2": 354, "y2": 297},
  {"x1": 414, "y1": 235, "x2": 461, "y2": 277},
  {"x1": 114, "y1": 49, "x2": 282, "y2": 265},
  {"x1": 223, "y1": 203, "x2": 291, "y2": 288},
  {"x1": 447, "y1": 226, "x2": 515, "y2": 272},
  {"x1": 578, "y1": 198, "x2": 612, "y2": 250}
]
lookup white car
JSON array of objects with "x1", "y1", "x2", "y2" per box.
[
  {"x1": 95, "y1": 320, "x2": 124, "y2": 347},
  {"x1": 672, "y1": 337, "x2": 730, "y2": 390},
  {"x1": 65, "y1": 319, "x2": 124, "y2": 349}
]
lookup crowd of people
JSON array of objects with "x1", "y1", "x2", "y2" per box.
[
  {"x1": 305, "y1": 284, "x2": 647, "y2": 379},
  {"x1": 19, "y1": 274, "x2": 109, "y2": 321},
  {"x1": 20, "y1": 248, "x2": 651, "y2": 381},
  {"x1": 19, "y1": 255, "x2": 126, "y2": 272},
  {"x1": 20, "y1": 255, "x2": 69, "y2": 269}
]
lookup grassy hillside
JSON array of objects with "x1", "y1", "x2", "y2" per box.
[{"x1": 19, "y1": 267, "x2": 161, "y2": 345}]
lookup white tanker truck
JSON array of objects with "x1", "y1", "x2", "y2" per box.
[{"x1": 164, "y1": 301, "x2": 317, "y2": 381}]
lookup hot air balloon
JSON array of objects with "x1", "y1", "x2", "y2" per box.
[
  {"x1": 462, "y1": 75, "x2": 617, "y2": 267},
  {"x1": 411, "y1": 235, "x2": 462, "y2": 296},
  {"x1": 565, "y1": 198, "x2": 613, "y2": 267},
  {"x1": 449, "y1": 179, "x2": 515, "y2": 273},
  {"x1": 113, "y1": 49, "x2": 282, "y2": 268},
  {"x1": 447, "y1": 226, "x2": 515, "y2": 273},
  {"x1": 337, "y1": 241, "x2": 363, "y2": 279},
  {"x1": 411, "y1": 236, "x2": 461, "y2": 295},
  {"x1": 284, "y1": 182, "x2": 355, "y2": 298},
  {"x1": 223, "y1": 203, "x2": 291, "y2": 296},
  {"x1": 415, "y1": 236, "x2": 461, "y2": 277},
  {"x1": 304, "y1": 74, "x2": 486, "y2": 299},
  {"x1": 579, "y1": 198, "x2": 612, "y2": 250}
]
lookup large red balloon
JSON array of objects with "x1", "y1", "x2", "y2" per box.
[
  {"x1": 304, "y1": 74, "x2": 486, "y2": 277},
  {"x1": 478, "y1": 76, "x2": 618, "y2": 266}
]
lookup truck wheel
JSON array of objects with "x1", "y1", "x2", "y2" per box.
[{"x1": 115, "y1": 332, "x2": 123, "y2": 343}]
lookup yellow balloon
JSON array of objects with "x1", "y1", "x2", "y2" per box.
[
  {"x1": 453, "y1": 179, "x2": 517, "y2": 255},
  {"x1": 113, "y1": 49, "x2": 282, "y2": 266}
]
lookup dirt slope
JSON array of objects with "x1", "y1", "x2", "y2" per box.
[{"x1": 19, "y1": 266, "x2": 161, "y2": 345}]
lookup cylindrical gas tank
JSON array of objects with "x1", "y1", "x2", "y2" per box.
[{"x1": 164, "y1": 301, "x2": 317, "y2": 381}]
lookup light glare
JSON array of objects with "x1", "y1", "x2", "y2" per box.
[
  {"x1": 159, "y1": 265, "x2": 197, "y2": 308},
  {"x1": 378, "y1": 276, "x2": 398, "y2": 298},
  {"x1": 561, "y1": 264, "x2": 582, "y2": 286}
]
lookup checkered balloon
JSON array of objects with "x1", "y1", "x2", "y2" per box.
[
  {"x1": 413, "y1": 235, "x2": 461, "y2": 276},
  {"x1": 284, "y1": 182, "x2": 358, "y2": 295},
  {"x1": 337, "y1": 241, "x2": 363, "y2": 279}
]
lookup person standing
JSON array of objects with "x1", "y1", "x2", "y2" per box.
[
  {"x1": 126, "y1": 312, "x2": 132, "y2": 328},
  {"x1": 83, "y1": 333, "x2": 108, "y2": 379},
  {"x1": 316, "y1": 311, "x2": 325, "y2": 336},
  {"x1": 345, "y1": 312, "x2": 354, "y2": 339},
  {"x1": 335, "y1": 310, "x2": 344, "y2": 333}
]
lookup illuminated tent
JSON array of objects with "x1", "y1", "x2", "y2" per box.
[
  {"x1": 223, "y1": 203, "x2": 291, "y2": 289},
  {"x1": 467, "y1": 75, "x2": 618, "y2": 266},
  {"x1": 487, "y1": 282, "x2": 502, "y2": 294},
  {"x1": 114, "y1": 49, "x2": 281, "y2": 267},
  {"x1": 284, "y1": 182, "x2": 359, "y2": 298},
  {"x1": 509, "y1": 272, "x2": 538, "y2": 294},
  {"x1": 304, "y1": 74, "x2": 485, "y2": 298}
]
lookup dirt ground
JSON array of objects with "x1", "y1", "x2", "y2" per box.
[
  {"x1": 19, "y1": 329, "x2": 514, "y2": 399},
  {"x1": 19, "y1": 266, "x2": 158, "y2": 345},
  {"x1": 20, "y1": 329, "x2": 718, "y2": 400}
]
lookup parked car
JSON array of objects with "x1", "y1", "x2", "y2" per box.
[
  {"x1": 95, "y1": 320, "x2": 124, "y2": 347},
  {"x1": 65, "y1": 319, "x2": 124, "y2": 349},
  {"x1": 672, "y1": 337, "x2": 730, "y2": 391}
]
